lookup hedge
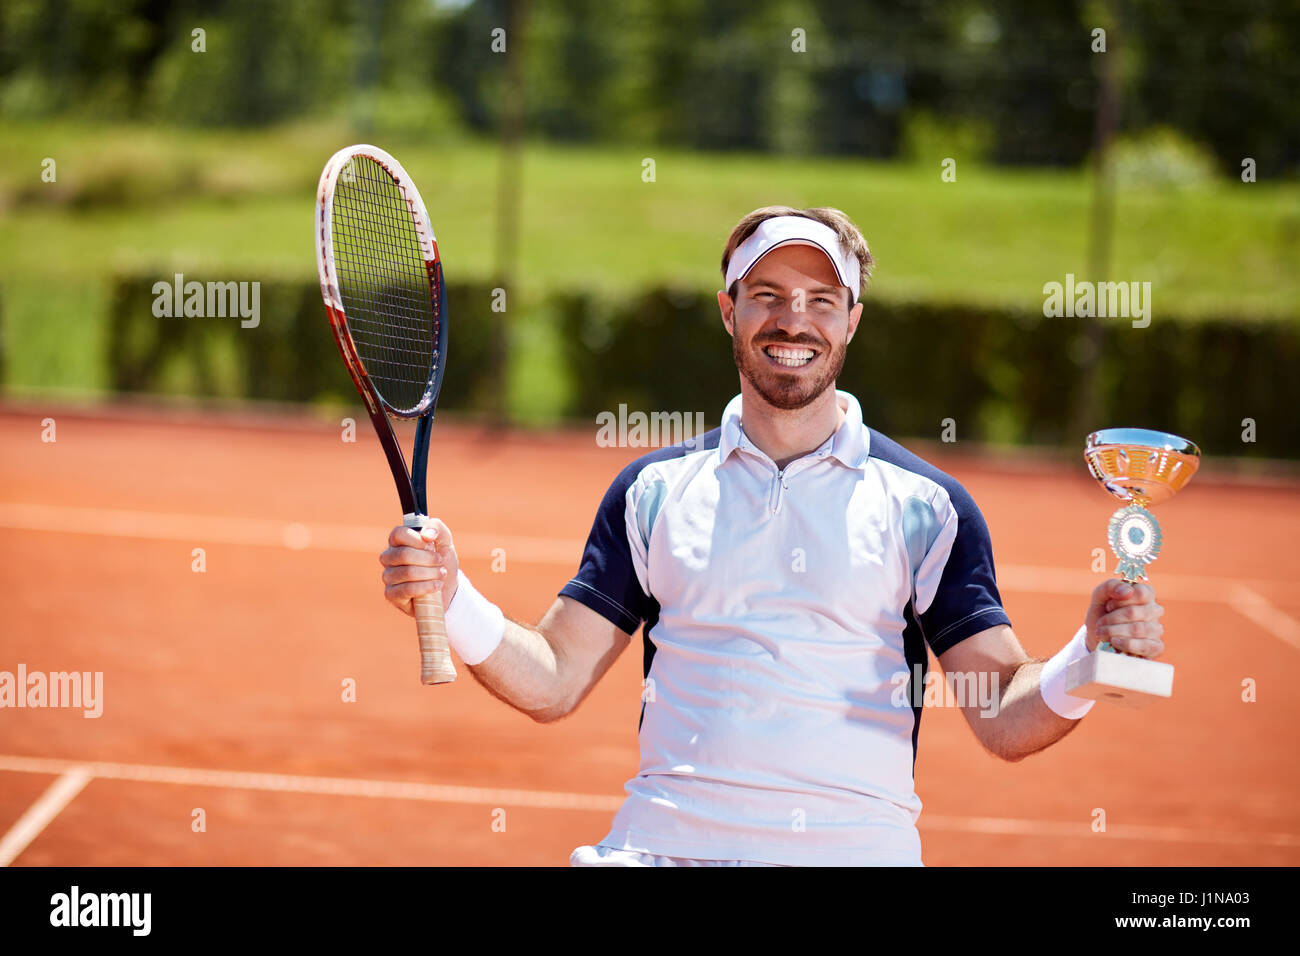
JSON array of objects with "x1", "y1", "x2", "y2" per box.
[
  {"x1": 105, "y1": 273, "x2": 1299, "y2": 458},
  {"x1": 105, "y1": 276, "x2": 500, "y2": 412}
]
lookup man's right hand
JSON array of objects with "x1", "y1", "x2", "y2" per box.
[
  {"x1": 379, "y1": 518, "x2": 632, "y2": 722},
  {"x1": 379, "y1": 519, "x2": 460, "y2": 617}
]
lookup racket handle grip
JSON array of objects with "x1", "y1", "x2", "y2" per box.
[{"x1": 413, "y1": 590, "x2": 457, "y2": 685}]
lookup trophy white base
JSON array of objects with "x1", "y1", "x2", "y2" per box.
[{"x1": 1066, "y1": 651, "x2": 1174, "y2": 706}]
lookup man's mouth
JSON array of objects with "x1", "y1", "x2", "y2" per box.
[{"x1": 762, "y1": 344, "x2": 817, "y2": 368}]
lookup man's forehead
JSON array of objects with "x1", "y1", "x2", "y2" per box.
[{"x1": 743, "y1": 244, "x2": 844, "y2": 290}]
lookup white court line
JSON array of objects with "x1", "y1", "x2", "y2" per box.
[
  {"x1": 0, "y1": 500, "x2": 1288, "y2": 590},
  {"x1": 0, "y1": 755, "x2": 1296, "y2": 850},
  {"x1": 920, "y1": 814, "x2": 1300, "y2": 848},
  {"x1": 0, "y1": 754, "x2": 622, "y2": 813},
  {"x1": 1000, "y1": 566, "x2": 1300, "y2": 654},
  {"x1": 2, "y1": 501, "x2": 1298, "y2": 652},
  {"x1": 0, "y1": 766, "x2": 92, "y2": 866},
  {"x1": 998, "y1": 564, "x2": 1243, "y2": 603},
  {"x1": 1228, "y1": 584, "x2": 1300, "y2": 653},
  {"x1": 0, "y1": 501, "x2": 582, "y2": 565}
]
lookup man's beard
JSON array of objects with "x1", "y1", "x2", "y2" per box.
[{"x1": 734, "y1": 332, "x2": 847, "y2": 411}]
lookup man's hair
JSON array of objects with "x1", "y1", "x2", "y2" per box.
[{"x1": 720, "y1": 205, "x2": 874, "y2": 304}]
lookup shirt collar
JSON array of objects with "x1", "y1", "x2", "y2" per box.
[{"x1": 718, "y1": 389, "x2": 871, "y2": 469}]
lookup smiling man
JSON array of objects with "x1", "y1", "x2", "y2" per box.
[{"x1": 378, "y1": 205, "x2": 1167, "y2": 866}]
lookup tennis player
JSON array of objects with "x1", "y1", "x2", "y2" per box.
[{"x1": 378, "y1": 205, "x2": 1166, "y2": 867}]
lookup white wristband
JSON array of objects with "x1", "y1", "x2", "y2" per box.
[
  {"x1": 1039, "y1": 624, "x2": 1097, "y2": 720},
  {"x1": 443, "y1": 570, "x2": 505, "y2": 666}
]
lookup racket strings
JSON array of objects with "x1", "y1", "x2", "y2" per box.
[{"x1": 331, "y1": 156, "x2": 441, "y2": 414}]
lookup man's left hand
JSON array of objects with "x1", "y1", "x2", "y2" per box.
[{"x1": 1084, "y1": 578, "x2": 1165, "y2": 657}]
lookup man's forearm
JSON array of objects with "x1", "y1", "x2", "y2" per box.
[
  {"x1": 985, "y1": 660, "x2": 1083, "y2": 761},
  {"x1": 463, "y1": 617, "x2": 569, "y2": 721}
]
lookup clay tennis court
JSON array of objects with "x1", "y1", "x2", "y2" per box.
[{"x1": 1, "y1": 402, "x2": 1297, "y2": 866}]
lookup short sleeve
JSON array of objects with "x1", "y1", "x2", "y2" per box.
[
  {"x1": 912, "y1": 483, "x2": 1010, "y2": 655},
  {"x1": 558, "y1": 461, "x2": 655, "y2": 635}
]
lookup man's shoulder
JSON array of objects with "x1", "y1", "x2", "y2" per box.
[
  {"x1": 866, "y1": 428, "x2": 981, "y2": 513},
  {"x1": 599, "y1": 427, "x2": 724, "y2": 503}
]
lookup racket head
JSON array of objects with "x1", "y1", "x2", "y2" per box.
[{"x1": 315, "y1": 144, "x2": 448, "y2": 421}]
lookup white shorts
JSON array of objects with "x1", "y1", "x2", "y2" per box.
[{"x1": 570, "y1": 844, "x2": 789, "y2": 867}]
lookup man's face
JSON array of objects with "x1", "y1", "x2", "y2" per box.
[{"x1": 719, "y1": 244, "x2": 863, "y2": 411}]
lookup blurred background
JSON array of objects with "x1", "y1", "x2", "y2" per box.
[{"x1": 1, "y1": 0, "x2": 1297, "y2": 455}]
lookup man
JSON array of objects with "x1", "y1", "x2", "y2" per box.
[{"x1": 378, "y1": 205, "x2": 1166, "y2": 866}]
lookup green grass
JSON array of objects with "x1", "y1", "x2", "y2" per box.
[{"x1": 2, "y1": 119, "x2": 1297, "y2": 404}]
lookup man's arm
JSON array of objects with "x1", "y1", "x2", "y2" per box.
[
  {"x1": 935, "y1": 624, "x2": 1078, "y2": 762},
  {"x1": 936, "y1": 578, "x2": 1165, "y2": 762},
  {"x1": 380, "y1": 521, "x2": 630, "y2": 723},
  {"x1": 465, "y1": 597, "x2": 630, "y2": 723}
]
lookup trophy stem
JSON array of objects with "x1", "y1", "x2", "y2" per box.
[{"x1": 1108, "y1": 504, "x2": 1162, "y2": 584}]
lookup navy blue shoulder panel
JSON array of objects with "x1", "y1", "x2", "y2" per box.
[
  {"x1": 867, "y1": 429, "x2": 1011, "y2": 655},
  {"x1": 559, "y1": 427, "x2": 723, "y2": 635}
]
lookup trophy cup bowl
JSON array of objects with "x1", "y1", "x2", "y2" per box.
[
  {"x1": 1067, "y1": 429, "x2": 1200, "y2": 705},
  {"x1": 1084, "y1": 428, "x2": 1200, "y2": 508}
]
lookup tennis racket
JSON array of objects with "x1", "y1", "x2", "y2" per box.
[{"x1": 315, "y1": 144, "x2": 455, "y2": 685}]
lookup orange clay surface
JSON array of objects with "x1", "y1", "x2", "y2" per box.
[{"x1": 1, "y1": 404, "x2": 1297, "y2": 866}]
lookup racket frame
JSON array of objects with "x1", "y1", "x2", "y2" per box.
[
  {"x1": 316, "y1": 144, "x2": 448, "y2": 518},
  {"x1": 315, "y1": 144, "x2": 454, "y2": 683}
]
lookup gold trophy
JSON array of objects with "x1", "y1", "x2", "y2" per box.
[{"x1": 1067, "y1": 428, "x2": 1200, "y2": 705}]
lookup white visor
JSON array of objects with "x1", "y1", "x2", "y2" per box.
[{"x1": 724, "y1": 215, "x2": 861, "y2": 302}]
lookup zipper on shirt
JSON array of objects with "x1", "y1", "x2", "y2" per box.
[{"x1": 769, "y1": 468, "x2": 789, "y2": 515}]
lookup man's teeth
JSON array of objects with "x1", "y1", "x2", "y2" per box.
[{"x1": 764, "y1": 345, "x2": 815, "y2": 367}]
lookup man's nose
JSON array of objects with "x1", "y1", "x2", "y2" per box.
[{"x1": 772, "y1": 302, "x2": 817, "y2": 335}]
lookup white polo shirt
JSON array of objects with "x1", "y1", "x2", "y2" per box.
[{"x1": 559, "y1": 390, "x2": 1010, "y2": 866}]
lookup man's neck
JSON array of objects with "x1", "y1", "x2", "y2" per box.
[{"x1": 739, "y1": 385, "x2": 845, "y2": 470}]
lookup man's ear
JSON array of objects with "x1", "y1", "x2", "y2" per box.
[
  {"x1": 717, "y1": 290, "x2": 735, "y2": 336},
  {"x1": 846, "y1": 301, "x2": 864, "y2": 344}
]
